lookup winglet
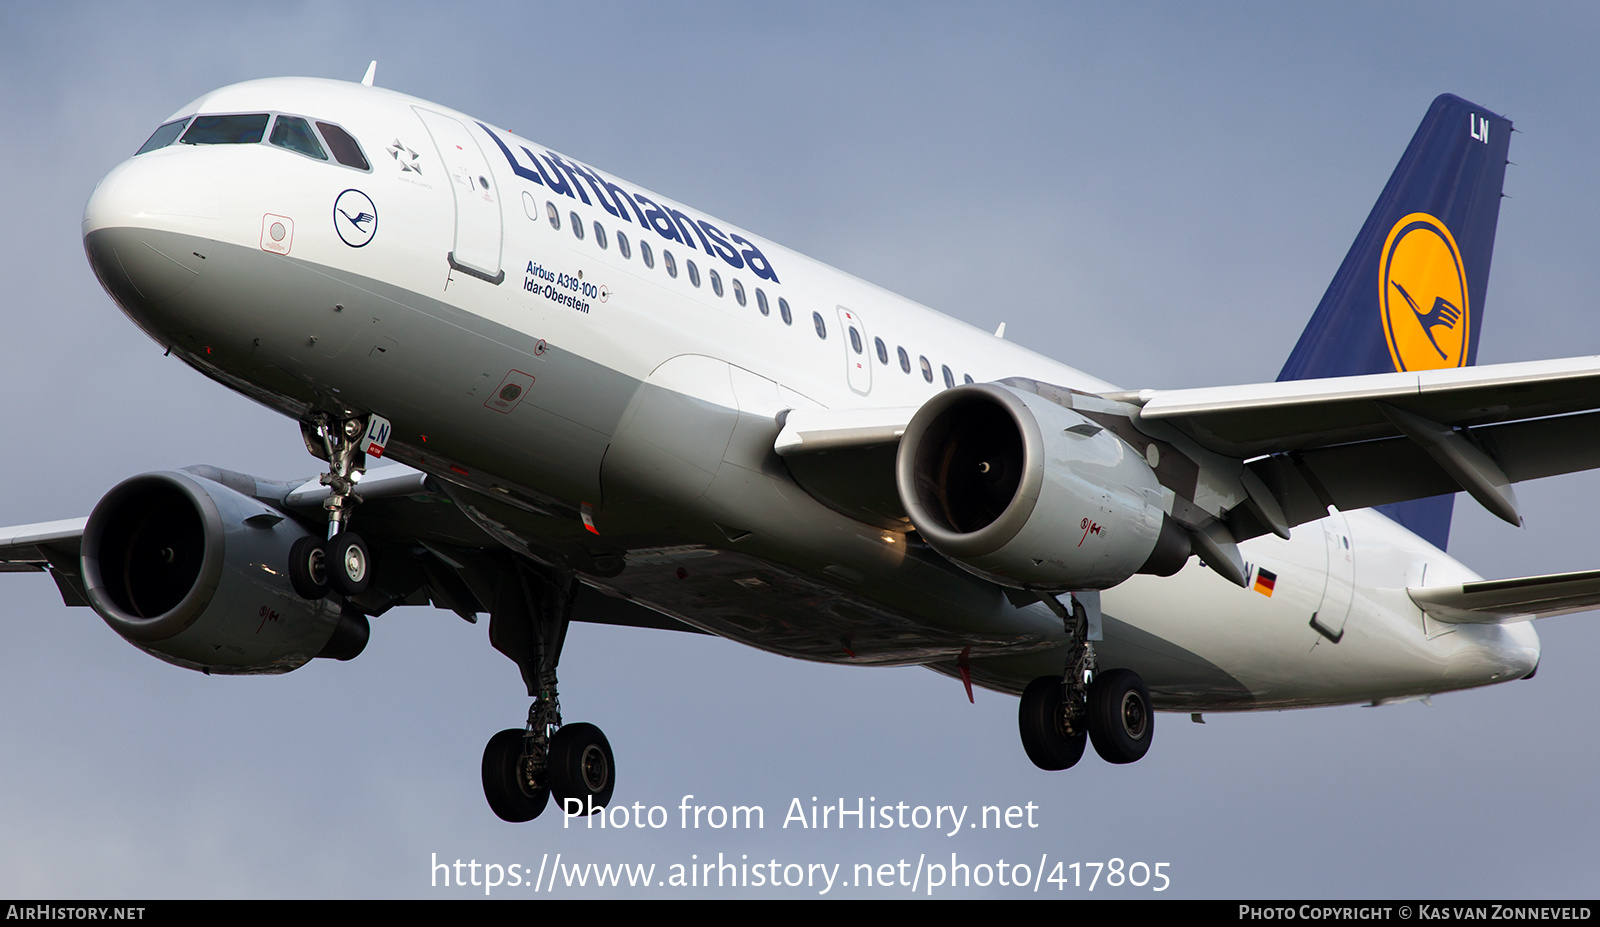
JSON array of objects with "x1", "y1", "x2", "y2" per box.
[{"x1": 361, "y1": 60, "x2": 377, "y2": 87}]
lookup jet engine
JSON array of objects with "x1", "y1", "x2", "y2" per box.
[
  {"x1": 895, "y1": 383, "x2": 1189, "y2": 590},
  {"x1": 80, "y1": 470, "x2": 365, "y2": 674}
]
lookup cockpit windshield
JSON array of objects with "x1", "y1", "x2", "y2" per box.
[
  {"x1": 315, "y1": 122, "x2": 370, "y2": 170},
  {"x1": 181, "y1": 114, "x2": 270, "y2": 146},
  {"x1": 135, "y1": 118, "x2": 189, "y2": 155},
  {"x1": 269, "y1": 116, "x2": 327, "y2": 160},
  {"x1": 133, "y1": 112, "x2": 369, "y2": 172}
]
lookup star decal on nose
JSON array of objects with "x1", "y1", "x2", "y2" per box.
[{"x1": 387, "y1": 139, "x2": 422, "y2": 174}]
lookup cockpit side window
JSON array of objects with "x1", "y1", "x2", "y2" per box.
[
  {"x1": 136, "y1": 118, "x2": 190, "y2": 155},
  {"x1": 316, "y1": 122, "x2": 371, "y2": 171},
  {"x1": 270, "y1": 116, "x2": 328, "y2": 160},
  {"x1": 181, "y1": 114, "x2": 270, "y2": 146}
]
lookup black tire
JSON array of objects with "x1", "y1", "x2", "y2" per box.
[
  {"x1": 1018, "y1": 675, "x2": 1087, "y2": 770},
  {"x1": 1087, "y1": 669, "x2": 1154, "y2": 764},
  {"x1": 548, "y1": 722, "x2": 616, "y2": 815},
  {"x1": 481, "y1": 729, "x2": 549, "y2": 823},
  {"x1": 288, "y1": 536, "x2": 330, "y2": 599},
  {"x1": 327, "y1": 531, "x2": 371, "y2": 596}
]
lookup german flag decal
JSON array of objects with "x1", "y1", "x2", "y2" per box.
[{"x1": 1253, "y1": 568, "x2": 1277, "y2": 597}]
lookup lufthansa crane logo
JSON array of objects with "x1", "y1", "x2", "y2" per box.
[
  {"x1": 1379, "y1": 212, "x2": 1469, "y2": 371},
  {"x1": 333, "y1": 189, "x2": 378, "y2": 248}
]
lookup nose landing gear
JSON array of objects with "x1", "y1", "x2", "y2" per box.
[
  {"x1": 326, "y1": 530, "x2": 371, "y2": 596},
  {"x1": 288, "y1": 413, "x2": 383, "y2": 601}
]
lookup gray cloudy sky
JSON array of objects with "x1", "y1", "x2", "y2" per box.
[{"x1": 2, "y1": 1, "x2": 1598, "y2": 899}]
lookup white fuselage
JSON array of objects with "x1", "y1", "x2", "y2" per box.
[{"x1": 81, "y1": 77, "x2": 1539, "y2": 711}]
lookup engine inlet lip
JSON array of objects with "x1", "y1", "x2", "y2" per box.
[
  {"x1": 81, "y1": 471, "x2": 226, "y2": 642},
  {"x1": 895, "y1": 384, "x2": 1045, "y2": 559}
]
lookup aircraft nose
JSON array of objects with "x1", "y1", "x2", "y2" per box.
[
  {"x1": 83, "y1": 155, "x2": 213, "y2": 312},
  {"x1": 82, "y1": 158, "x2": 137, "y2": 238}
]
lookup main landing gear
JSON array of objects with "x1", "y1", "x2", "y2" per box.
[
  {"x1": 1018, "y1": 594, "x2": 1153, "y2": 769},
  {"x1": 480, "y1": 562, "x2": 616, "y2": 822}
]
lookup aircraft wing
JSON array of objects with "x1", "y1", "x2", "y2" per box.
[
  {"x1": 0, "y1": 465, "x2": 703, "y2": 635},
  {"x1": 0, "y1": 518, "x2": 91, "y2": 606},
  {"x1": 772, "y1": 406, "x2": 916, "y2": 455},
  {"x1": 774, "y1": 408, "x2": 914, "y2": 529},
  {"x1": 1125, "y1": 355, "x2": 1600, "y2": 457},
  {"x1": 1124, "y1": 355, "x2": 1600, "y2": 531},
  {"x1": 1409, "y1": 569, "x2": 1600, "y2": 623},
  {"x1": 0, "y1": 518, "x2": 88, "y2": 565},
  {"x1": 772, "y1": 355, "x2": 1600, "y2": 547}
]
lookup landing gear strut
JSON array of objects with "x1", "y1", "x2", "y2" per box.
[
  {"x1": 289, "y1": 413, "x2": 379, "y2": 599},
  {"x1": 480, "y1": 562, "x2": 616, "y2": 822},
  {"x1": 1019, "y1": 594, "x2": 1154, "y2": 768}
]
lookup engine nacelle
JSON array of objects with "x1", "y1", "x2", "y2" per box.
[
  {"x1": 896, "y1": 383, "x2": 1186, "y2": 590},
  {"x1": 80, "y1": 470, "x2": 357, "y2": 674}
]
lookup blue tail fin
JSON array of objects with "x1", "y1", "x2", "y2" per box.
[{"x1": 1277, "y1": 94, "x2": 1512, "y2": 550}]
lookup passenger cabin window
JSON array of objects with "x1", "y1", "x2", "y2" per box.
[
  {"x1": 593, "y1": 221, "x2": 608, "y2": 250},
  {"x1": 710, "y1": 269, "x2": 723, "y2": 297},
  {"x1": 920, "y1": 356, "x2": 933, "y2": 382},
  {"x1": 547, "y1": 202, "x2": 560, "y2": 229},
  {"x1": 779, "y1": 297, "x2": 793, "y2": 325},
  {"x1": 315, "y1": 122, "x2": 370, "y2": 170},
  {"x1": 136, "y1": 118, "x2": 190, "y2": 155},
  {"x1": 269, "y1": 116, "x2": 327, "y2": 160},
  {"x1": 942, "y1": 365, "x2": 955, "y2": 389},
  {"x1": 898, "y1": 346, "x2": 911, "y2": 373},
  {"x1": 182, "y1": 114, "x2": 270, "y2": 146},
  {"x1": 875, "y1": 337, "x2": 888, "y2": 365},
  {"x1": 617, "y1": 231, "x2": 631, "y2": 259},
  {"x1": 733, "y1": 278, "x2": 746, "y2": 306},
  {"x1": 756, "y1": 288, "x2": 770, "y2": 316},
  {"x1": 663, "y1": 249, "x2": 677, "y2": 278},
  {"x1": 640, "y1": 240, "x2": 655, "y2": 269},
  {"x1": 964, "y1": 374, "x2": 974, "y2": 385},
  {"x1": 571, "y1": 212, "x2": 584, "y2": 239},
  {"x1": 848, "y1": 327, "x2": 863, "y2": 354},
  {"x1": 687, "y1": 260, "x2": 701, "y2": 287},
  {"x1": 813, "y1": 312, "x2": 827, "y2": 339}
]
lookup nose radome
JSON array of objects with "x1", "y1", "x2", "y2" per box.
[
  {"x1": 82, "y1": 158, "x2": 134, "y2": 238},
  {"x1": 83, "y1": 156, "x2": 210, "y2": 306}
]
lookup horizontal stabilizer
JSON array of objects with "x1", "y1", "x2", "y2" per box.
[{"x1": 1409, "y1": 569, "x2": 1600, "y2": 623}]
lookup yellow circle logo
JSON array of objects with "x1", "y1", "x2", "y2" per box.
[{"x1": 1379, "y1": 213, "x2": 1469, "y2": 371}]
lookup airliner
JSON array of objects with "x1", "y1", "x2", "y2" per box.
[{"x1": 6, "y1": 68, "x2": 1598, "y2": 822}]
